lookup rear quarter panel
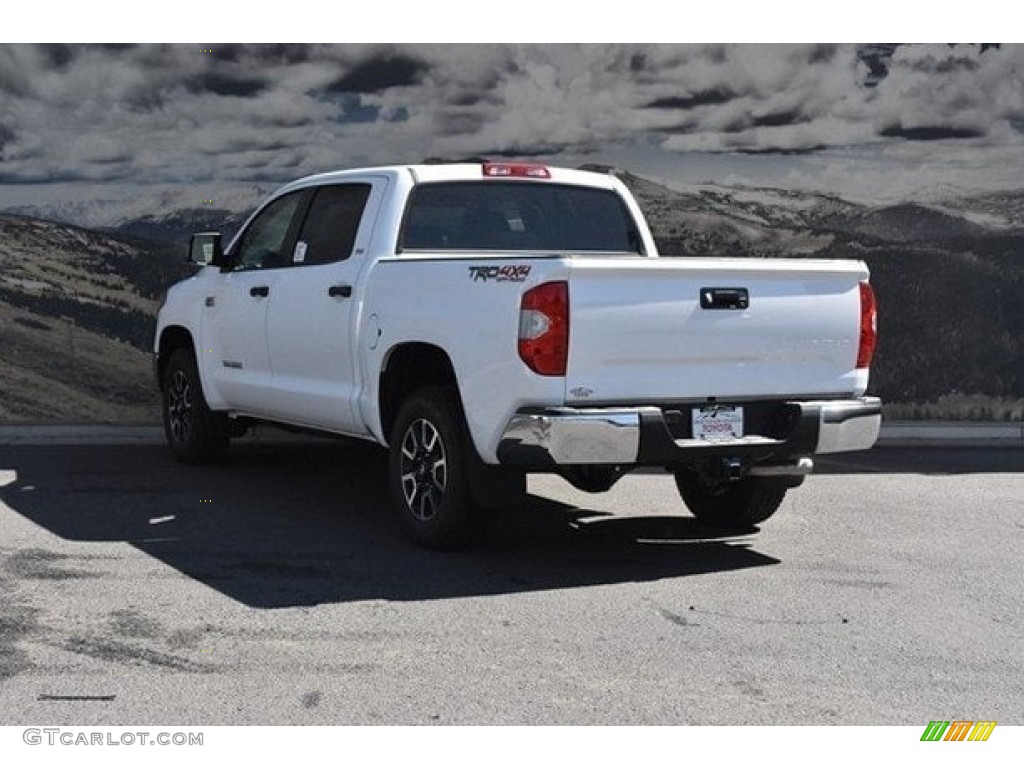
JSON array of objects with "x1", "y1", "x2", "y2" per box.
[{"x1": 359, "y1": 256, "x2": 569, "y2": 462}]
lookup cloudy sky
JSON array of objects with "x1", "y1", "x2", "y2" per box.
[{"x1": 1, "y1": 43, "x2": 1022, "y2": 222}]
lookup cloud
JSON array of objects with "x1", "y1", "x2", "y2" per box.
[
  {"x1": 184, "y1": 71, "x2": 269, "y2": 98},
  {"x1": 0, "y1": 123, "x2": 14, "y2": 156},
  {"x1": 0, "y1": 43, "x2": 1021, "y2": 210},
  {"x1": 868, "y1": 44, "x2": 1024, "y2": 142},
  {"x1": 0, "y1": 46, "x2": 36, "y2": 96},
  {"x1": 37, "y1": 43, "x2": 76, "y2": 70},
  {"x1": 879, "y1": 124, "x2": 985, "y2": 141},
  {"x1": 324, "y1": 52, "x2": 429, "y2": 94},
  {"x1": 645, "y1": 89, "x2": 737, "y2": 110}
]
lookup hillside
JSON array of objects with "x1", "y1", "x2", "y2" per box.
[
  {"x1": 0, "y1": 215, "x2": 190, "y2": 421},
  {"x1": 2, "y1": 172, "x2": 1023, "y2": 422},
  {"x1": 612, "y1": 172, "x2": 1024, "y2": 412}
]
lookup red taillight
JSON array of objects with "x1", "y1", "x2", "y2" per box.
[
  {"x1": 857, "y1": 281, "x2": 877, "y2": 369},
  {"x1": 519, "y1": 281, "x2": 569, "y2": 376},
  {"x1": 483, "y1": 162, "x2": 551, "y2": 179}
]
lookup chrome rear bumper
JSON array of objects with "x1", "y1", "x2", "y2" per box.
[
  {"x1": 497, "y1": 397, "x2": 882, "y2": 466},
  {"x1": 499, "y1": 408, "x2": 646, "y2": 465}
]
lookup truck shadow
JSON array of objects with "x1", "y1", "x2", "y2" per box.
[
  {"x1": 0, "y1": 440, "x2": 777, "y2": 608},
  {"x1": 812, "y1": 447, "x2": 1024, "y2": 475},
  {"x1": 628, "y1": 446, "x2": 1024, "y2": 477}
]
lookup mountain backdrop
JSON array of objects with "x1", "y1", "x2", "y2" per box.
[{"x1": 1, "y1": 168, "x2": 1021, "y2": 422}]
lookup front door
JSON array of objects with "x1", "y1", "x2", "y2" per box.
[{"x1": 201, "y1": 189, "x2": 307, "y2": 414}]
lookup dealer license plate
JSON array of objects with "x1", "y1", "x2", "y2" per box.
[{"x1": 692, "y1": 406, "x2": 744, "y2": 441}]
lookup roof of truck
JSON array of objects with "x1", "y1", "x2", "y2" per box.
[{"x1": 279, "y1": 162, "x2": 619, "y2": 192}]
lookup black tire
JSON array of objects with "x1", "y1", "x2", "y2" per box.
[
  {"x1": 673, "y1": 472, "x2": 788, "y2": 529},
  {"x1": 388, "y1": 387, "x2": 483, "y2": 550},
  {"x1": 161, "y1": 347, "x2": 230, "y2": 464}
]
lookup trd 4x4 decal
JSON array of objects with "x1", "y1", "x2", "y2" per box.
[{"x1": 468, "y1": 265, "x2": 532, "y2": 283}]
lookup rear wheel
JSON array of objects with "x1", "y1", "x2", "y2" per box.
[
  {"x1": 673, "y1": 471, "x2": 788, "y2": 529},
  {"x1": 161, "y1": 347, "x2": 229, "y2": 464},
  {"x1": 388, "y1": 387, "x2": 483, "y2": 549}
]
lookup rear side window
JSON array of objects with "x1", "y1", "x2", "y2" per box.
[
  {"x1": 399, "y1": 182, "x2": 643, "y2": 254},
  {"x1": 293, "y1": 184, "x2": 372, "y2": 265}
]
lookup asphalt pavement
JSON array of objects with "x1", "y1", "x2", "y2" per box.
[{"x1": 0, "y1": 438, "x2": 1021, "y2": 724}]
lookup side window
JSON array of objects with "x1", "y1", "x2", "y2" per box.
[
  {"x1": 231, "y1": 191, "x2": 305, "y2": 271},
  {"x1": 292, "y1": 184, "x2": 372, "y2": 266}
]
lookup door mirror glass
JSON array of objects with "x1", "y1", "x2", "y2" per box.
[{"x1": 188, "y1": 232, "x2": 224, "y2": 266}]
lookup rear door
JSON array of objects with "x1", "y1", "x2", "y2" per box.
[
  {"x1": 263, "y1": 178, "x2": 385, "y2": 433},
  {"x1": 564, "y1": 257, "x2": 869, "y2": 404}
]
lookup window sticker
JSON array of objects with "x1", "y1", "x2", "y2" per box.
[{"x1": 293, "y1": 241, "x2": 308, "y2": 263}]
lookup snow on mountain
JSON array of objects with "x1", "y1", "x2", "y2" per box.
[
  {"x1": 4, "y1": 168, "x2": 1021, "y2": 254},
  {"x1": 2, "y1": 183, "x2": 268, "y2": 232}
]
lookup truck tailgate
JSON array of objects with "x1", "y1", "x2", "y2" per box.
[{"x1": 565, "y1": 256, "x2": 870, "y2": 404}]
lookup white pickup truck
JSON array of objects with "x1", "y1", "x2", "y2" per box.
[{"x1": 155, "y1": 162, "x2": 880, "y2": 548}]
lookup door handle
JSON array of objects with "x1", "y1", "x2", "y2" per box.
[
  {"x1": 250, "y1": 286, "x2": 269, "y2": 298},
  {"x1": 328, "y1": 285, "x2": 352, "y2": 298},
  {"x1": 700, "y1": 287, "x2": 748, "y2": 310}
]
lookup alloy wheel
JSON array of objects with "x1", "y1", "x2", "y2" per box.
[
  {"x1": 399, "y1": 418, "x2": 448, "y2": 521},
  {"x1": 166, "y1": 369, "x2": 193, "y2": 445}
]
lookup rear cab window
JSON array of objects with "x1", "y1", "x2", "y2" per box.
[{"x1": 398, "y1": 182, "x2": 644, "y2": 255}]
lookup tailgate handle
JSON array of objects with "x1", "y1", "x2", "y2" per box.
[{"x1": 700, "y1": 287, "x2": 749, "y2": 310}]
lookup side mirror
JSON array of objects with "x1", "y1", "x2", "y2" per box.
[{"x1": 188, "y1": 232, "x2": 225, "y2": 267}]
